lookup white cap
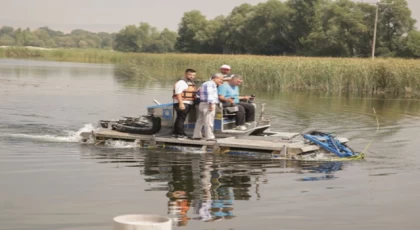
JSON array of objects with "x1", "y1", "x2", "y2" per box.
[{"x1": 220, "y1": 64, "x2": 231, "y2": 70}]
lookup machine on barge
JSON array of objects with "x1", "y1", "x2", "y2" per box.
[{"x1": 80, "y1": 100, "x2": 362, "y2": 161}]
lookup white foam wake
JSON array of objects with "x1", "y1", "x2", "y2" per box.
[
  {"x1": 5, "y1": 124, "x2": 97, "y2": 143},
  {"x1": 104, "y1": 140, "x2": 139, "y2": 148}
]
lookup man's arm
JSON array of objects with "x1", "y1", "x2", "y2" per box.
[
  {"x1": 218, "y1": 95, "x2": 232, "y2": 103},
  {"x1": 175, "y1": 93, "x2": 185, "y2": 110},
  {"x1": 239, "y1": 95, "x2": 251, "y2": 101},
  {"x1": 174, "y1": 80, "x2": 187, "y2": 110}
]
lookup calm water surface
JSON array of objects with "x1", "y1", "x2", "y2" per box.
[{"x1": 1, "y1": 59, "x2": 420, "y2": 230}]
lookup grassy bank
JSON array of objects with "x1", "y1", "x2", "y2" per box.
[
  {"x1": 1, "y1": 47, "x2": 420, "y2": 96},
  {"x1": 0, "y1": 47, "x2": 126, "y2": 64}
]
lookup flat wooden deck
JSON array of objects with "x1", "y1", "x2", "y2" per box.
[{"x1": 80, "y1": 129, "x2": 320, "y2": 155}]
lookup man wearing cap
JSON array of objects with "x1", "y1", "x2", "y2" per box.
[
  {"x1": 220, "y1": 64, "x2": 233, "y2": 82},
  {"x1": 218, "y1": 75, "x2": 255, "y2": 131},
  {"x1": 193, "y1": 73, "x2": 224, "y2": 141}
]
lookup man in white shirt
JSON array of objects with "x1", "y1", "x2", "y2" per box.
[{"x1": 172, "y1": 69, "x2": 197, "y2": 139}]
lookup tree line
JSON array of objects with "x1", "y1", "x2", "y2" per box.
[
  {"x1": 0, "y1": 26, "x2": 114, "y2": 49},
  {"x1": 1, "y1": 0, "x2": 419, "y2": 58},
  {"x1": 174, "y1": 0, "x2": 419, "y2": 57}
]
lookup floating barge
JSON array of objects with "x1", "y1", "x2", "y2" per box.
[{"x1": 80, "y1": 101, "x2": 362, "y2": 161}]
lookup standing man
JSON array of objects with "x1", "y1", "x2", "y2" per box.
[
  {"x1": 193, "y1": 73, "x2": 224, "y2": 141},
  {"x1": 220, "y1": 64, "x2": 233, "y2": 82},
  {"x1": 173, "y1": 69, "x2": 197, "y2": 139},
  {"x1": 218, "y1": 75, "x2": 255, "y2": 131}
]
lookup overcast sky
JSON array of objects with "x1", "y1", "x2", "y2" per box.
[{"x1": 0, "y1": 0, "x2": 419, "y2": 33}]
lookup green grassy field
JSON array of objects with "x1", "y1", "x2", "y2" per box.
[{"x1": 1, "y1": 47, "x2": 420, "y2": 96}]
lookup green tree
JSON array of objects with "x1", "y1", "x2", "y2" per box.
[
  {"x1": 353, "y1": 2, "x2": 377, "y2": 57},
  {"x1": 0, "y1": 26, "x2": 14, "y2": 36},
  {"x1": 13, "y1": 28, "x2": 25, "y2": 46},
  {"x1": 113, "y1": 25, "x2": 139, "y2": 52},
  {"x1": 0, "y1": 34, "x2": 15, "y2": 46},
  {"x1": 70, "y1": 29, "x2": 102, "y2": 48},
  {"x1": 33, "y1": 28, "x2": 56, "y2": 47},
  {"x1": 221, "y1": 3, "x2": 255, "y2": 53},
  {"x1": 78, "y1": 40, "x2": 89, "y2": 48},
  {"x1": 286, "y1": 0, "x2": 323, "y2": 54},
  {"x1": 398, "y1": 30, "x2": 420, "y2": 57},
  {"x1": 194, "y1": 15, "x2": 225, "y2": 53},
  {"x1": 19, "y1": 28, "x2": 45, "y2": 47},
  {"x1": 376, "y1": 0, "x2": 416, "y2": 56},
  {"x1": 98, "y1": 32, "x2": 114, "y2": 49},
  {"x1": 54, "y1": 36, "x2": 76, "y2": 47},
  {"x1": 38, "y1": 27, "x2": 64, "y2": 37},
  {"x1": 175, "y1": 10, "x2": 208, "y2": 52},
  {"x1": 113, "y1": 23, "x2": 176, "y2": 53},
  {"x1": 304, "y1": 0, "x2": 368, "y2": 56},
  {"x1": 405, "y1": 30, "x2": 420, "y2": 57},
  {"x1": 135, "y1": 22, "x2": 158, "y2": 52},
  {"x1": 240, "y1": 0, "x2": 291, "y2": 54},
  {"x1": 158, "y1": 28, "x2": 177, "y2": 52}
]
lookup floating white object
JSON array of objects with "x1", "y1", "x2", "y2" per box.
[
  {"x1": 153, "y1": 99, "x2": 161, "y2": 105},
  {"x1": 113, "y1": 214, "x2": 172, "y2": 230}
]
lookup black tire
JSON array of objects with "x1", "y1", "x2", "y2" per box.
[
  {"x1": 111, "y1": 117, "x2": 161, "y2": 135},
  {"x1": 99, "y1": 120, "x2": 111, "y2": 128}
]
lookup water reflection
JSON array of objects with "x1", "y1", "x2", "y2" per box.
[
  {"x1": 3, "y1": 59, "x2": 420, "y2": 230},
  {"x1": 297, "y1": 162, "x2": 343, "y2": 181},
  {"x1": 80, "y1": 145, "x2": 344, "y2": 227},
  {"x1": 0, "y1": 59, "x2": 114, "y2": 78},
  {"x1": 142, "y1": 152, "x2": 345, "y2": 226}
]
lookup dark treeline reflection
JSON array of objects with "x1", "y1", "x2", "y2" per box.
[{"x1": 80, "y1": 146, "x2": 344, "y2": 226}]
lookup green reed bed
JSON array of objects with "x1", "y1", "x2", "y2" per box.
[
  {"x1": 125, "y1": 54, "x2": 420, "y2": 96},
  {"x1": 1, "y1": 47, "x2": 420, "y2": 96}
]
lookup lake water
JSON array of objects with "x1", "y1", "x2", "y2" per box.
[{"x1": 1, "y1": 59, "x2": 420, "y2": 230}]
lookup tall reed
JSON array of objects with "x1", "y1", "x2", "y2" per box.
[{"x1": 1, "y1": 47, "x2": 419, "y2": 96}]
